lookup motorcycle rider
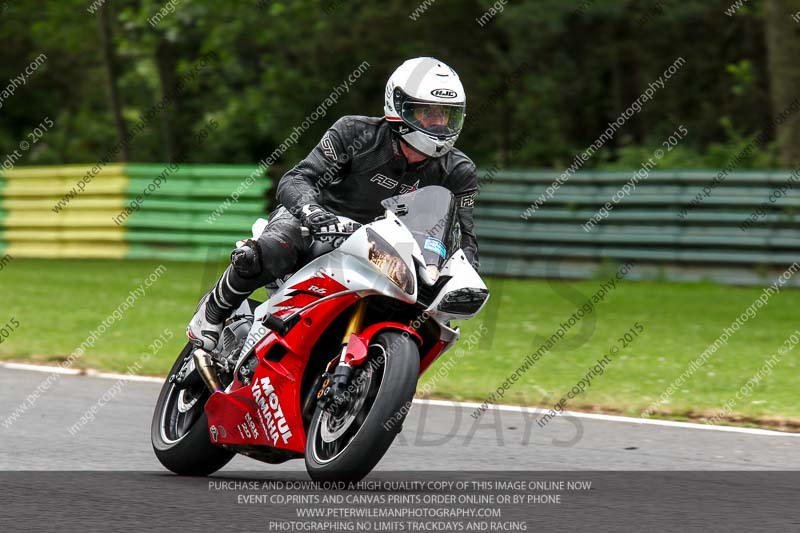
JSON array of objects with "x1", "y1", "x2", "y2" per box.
[{"x1": 188, "y1": 57, "x2": 480, "y2": 350}]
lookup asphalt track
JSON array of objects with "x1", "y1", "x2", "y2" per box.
[
  {"x1": 1, "y1": 365, "x2": 798, "y2": 471},
  {"x1": 3, "y1": 366, "x2": 800, "y2": 532}
]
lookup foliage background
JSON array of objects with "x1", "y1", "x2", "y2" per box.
[{"x1": 2, "y1": 0, "x2": 799, "y2": 177}]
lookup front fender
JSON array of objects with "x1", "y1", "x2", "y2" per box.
[{"x1": 342, "y1": 322, "x2": 423, "y2": 367}]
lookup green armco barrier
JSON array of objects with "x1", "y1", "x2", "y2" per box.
[
  {"x1": 125, "y1": 182, "x2": 265, "y2": 198},
  {"x1": 126, "y1": 229, "x2": 246, "y2": 246},
  {"x1": 0, "y1": 164, "x2": 270, "y2": 260},
  {"x1": 126, "y1": 242, "x2": 233, "y2": 262},
  {"x1": 476, "y1": 169, "x2": 800, "y2": 285},
  {"x1": 4, "y1": 164, "x2": 800, "y2": 286},
  {"x1": 126, "y1": 213, "x2": 259, "y2": 232},
  {"x1": 116, "y1": 197, "x2": 265, "y2": 215},
  {"x1": 124, "y1": 164, "x2": 264, "y2": 178}
]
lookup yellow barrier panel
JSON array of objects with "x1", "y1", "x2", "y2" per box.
[
  {"x1": 3, "y1": 176, "x2": 128, "y2": 197},
  {"x1": 6, "y1": 241, "x2": 128, "y2": 259},
  {"x1": 5, "y1": 228, "x2": 126, "y2": 242},
  {"x1": 1, "y1": 163, "x2": 270, "y2": 262},
  {"x1": 4, "y1": 212, "x2": 121, "y2": 228},
  {"x1": 1, "y1": 197, "x2": 127, "y2": 211},
  {"x1": 1, "y1": 164, "x2": 125, "y2": 179}
]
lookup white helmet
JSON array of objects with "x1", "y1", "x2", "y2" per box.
[{"x1": 384, "y1": 57, "x2": 466, "y2": 157}]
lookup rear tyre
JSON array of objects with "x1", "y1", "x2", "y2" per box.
[
  {"x1": 305, "y1": 331, "x2": 420, "y2": 482},
  {"x1": 151, "y1": 342, "x2": 235, "y2": 476}
]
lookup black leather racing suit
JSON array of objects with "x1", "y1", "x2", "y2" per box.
[
  {"x1": 277, "y1": 115, "x2": 479, "y2": 266},
  {"x1": 203, "y1": 115, "x2": 480, "y2": 323}
]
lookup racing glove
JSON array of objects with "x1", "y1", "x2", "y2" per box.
[{"x1": 300, "y1": 204, "x2": 339, "y2": 235}]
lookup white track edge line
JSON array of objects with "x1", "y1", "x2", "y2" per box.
[
  {"x1": 1, "y1": 362, "x2": 82, "y2": 375},
  {"x1": 2, "y1": 362, "x2": 797, "y2": 436},
  {"x1": 0, "y1": 362, "x2": 163, "y2": 383},
  {"x1": 412, "y1": 398, "x2": 799, "y2": 437}
]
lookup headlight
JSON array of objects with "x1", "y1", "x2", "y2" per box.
[
  {"x1": 367, "y1": 228, "x2": 415, "y2": 294},
  {"x1": 426, "y1": 265, "x2": 440, "y2": 283},
  {"x1": 438, "y1": 288, "x2": 489, "y2": 315}
]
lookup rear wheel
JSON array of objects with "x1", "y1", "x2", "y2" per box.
[
  {"x1": 305, "y1": 331, "x2": 419, "y2": 482},
  {"x1": 150, "y1": 342, "x2": 235, "y2": 476}
]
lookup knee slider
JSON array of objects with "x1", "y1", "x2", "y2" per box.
[
  {"x1": 256, "y1": 232, "x2": 300, "y2": 279},
  {"x1": 231, "y1": 239, "x2": 263, "y2": 278}
]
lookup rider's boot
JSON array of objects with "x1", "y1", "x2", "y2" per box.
[{"x1": 187, "y1": 266, "x2": 254, "y2": 350}]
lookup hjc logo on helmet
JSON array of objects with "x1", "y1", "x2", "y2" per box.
[{"x1": 431, "y1": 88, "x2": 458, "y2": 99}]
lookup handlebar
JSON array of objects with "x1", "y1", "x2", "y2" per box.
[{"x1": 300, "y1": 223, "x2": 361, "y2": 241}]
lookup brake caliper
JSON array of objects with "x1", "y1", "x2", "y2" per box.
[
  {"x1": 317, "y1": 363, "x2": 355, "y2": 414},
  {"x1": 317, "y1": 334, "x2": 370, "y2": 413}
]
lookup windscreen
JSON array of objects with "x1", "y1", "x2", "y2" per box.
[{"x1": 381, "y1": 185, "x2": 459, "y2": 269}]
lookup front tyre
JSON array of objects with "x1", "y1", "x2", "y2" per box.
[
  {"x1": 305, "y1": 331, "x2": 420, "y2": 482},
  {"x1": 150, "y1": 342, "x2": 234, "y2": 476}
]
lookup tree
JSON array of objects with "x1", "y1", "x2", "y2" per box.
[
  {"x1": 98, "y1": 2, "x2": 131, "y2": 161},
  {"x1": 765, "y1": 0, "x2": 800, "y2": 167}
]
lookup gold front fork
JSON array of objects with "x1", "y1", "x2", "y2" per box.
[
  {"x1": 318, "y1": 299, "x2": 369, "y2": 402},
  {"x1": 341, "y1": 299, "x2": 368, "y2": 345}
]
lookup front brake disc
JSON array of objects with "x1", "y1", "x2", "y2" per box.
[{"x1": 319, "y1": 365, "x2": 373, "y2": 443}]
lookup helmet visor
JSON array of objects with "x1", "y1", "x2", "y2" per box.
[{"x1": 400, "y1": 102, "x2": 465, "y2": 138}]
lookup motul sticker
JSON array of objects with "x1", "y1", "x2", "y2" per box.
[{"x1": 252, "y1": 377, "x2": 293, "y2": 445}]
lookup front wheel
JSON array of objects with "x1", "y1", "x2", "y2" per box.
[
  {"x1": 305, "y1": 331, "x2": 420, "y2": 482},
  {"x1": 150, "y1": 342, "x2": 235, "y2": 476}
]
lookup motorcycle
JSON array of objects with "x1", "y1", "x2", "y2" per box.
[{"x1": 151, "y1": 185, "x2": 489, "y2": 481}]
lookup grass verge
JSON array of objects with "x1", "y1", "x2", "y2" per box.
[{"x1": 1, "y1": 259, "x2": 797, "y2": 427}]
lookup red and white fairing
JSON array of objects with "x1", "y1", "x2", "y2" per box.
[{"x1": 205, "y1": 209, "x2": 486, "y2": 454}]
